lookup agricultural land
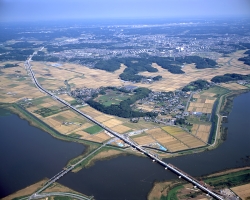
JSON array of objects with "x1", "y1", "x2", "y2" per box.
[{"x1": 0, "y1": 49, "x2": 250, "y2": 165}]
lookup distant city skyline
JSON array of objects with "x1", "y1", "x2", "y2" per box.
[{"x1": 1, "y1": 0, "x2": 250, "y2": 22}]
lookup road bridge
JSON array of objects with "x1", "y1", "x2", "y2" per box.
[{"x1": 26, "y1": 52, "x2": 224, "y2": 200}]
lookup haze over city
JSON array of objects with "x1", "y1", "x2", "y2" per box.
[{"x1": 1, "y1": 0, "x2": 250, "y2": 22}]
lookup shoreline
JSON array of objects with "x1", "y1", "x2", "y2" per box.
[
  {"x1": 0, "y1": 88, "x2": 249, "y2": 170},
  {"x1": 148, "y1": 166, "x2": 250, "y2": 200}
]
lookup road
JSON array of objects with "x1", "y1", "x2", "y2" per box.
[
  {"x1": 25, "y1": 52, "x2": 224, "y2": 200},
  {"x1": 31, "y1": 141, "x2": 109, "y2": 198},
  {"x1": 21, "y1": 192, "x2": 93, "y2": 200}
]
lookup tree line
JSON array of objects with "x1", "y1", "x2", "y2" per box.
[
  {"x1": 93, "y1": 56, "x2": 218, "y2": 82},
  {"x1": 86, "y1": 87, "x2": 157, "y2": 118},
  {"x1": 211, "y1": 73, "x2": 250, "y2": 83}
]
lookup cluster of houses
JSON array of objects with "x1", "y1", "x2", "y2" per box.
[
  {"x1": 138, "y1": 90, "x2": 189, "y2": 116},
  {"x1": 70, "y1": 87, "x2": 100, "y2": 101}
]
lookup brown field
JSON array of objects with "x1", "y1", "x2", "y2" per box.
[
  {"x1": 132, "y1": 135, "x2": 156, "y2": 145},
  {"x1": 220, "y1": 82, "x2": 248, "y2": 90},
  {"x1": 231, "y1": 183, "x2": 250, "y2": 200},
  {"x1": 146, "y1": 128, "x2": 189, "y2": 152},
  {"x1": 54, "y1": 124, "x2": 78, "y2": 134},
  {"x1": 192, "y1": 123, "x2": 212, "y2": 143},
  {"x1": 102, "y1": 118, "x2": 123, "y2": 128},
  {"x1": 57, "y1": 94, "x2": 76, "y2": 102},
  {"x1": 3, "y1": 178, "x2": 88, "y2": 200},
  {"x1": 94, "y1": 114, "x2": 113, "y2": 122},
  {"x1": 0, "y1": 71, "x2": 45, "y2": 103},
  {"x1": 162, "y1": 126, "x2": 206, "y2": 148},
  {"x1": 80, "y1": 122, "x2": 94, "y2": 129},
  {"x1": 22, "y1": 50, "x2": 250, "y2": 93},
  {"x1": 80, "y1": 106, "x2": 103, "y2": 118},
  {"x1": 136, "y1": 104, "x2": 154, "y2": 112},
  {"x1": 94, "y1": 131, "x2": 111, "y2": 141},
  {"x1": 43, "y1": 118, "x2": 62, "y2": 127},
  {"x1": 86, "y1": 135, "x2": 106, "y2": 143},
  {"x1": 2, "y1": 179, "x2": 47, "y2": 200},
  {"x1": 111, "y1": 124, "x2": 131, "y2": 133},
  {"x1": 85, "y1": 149, "x2": 125, "y2": 168},
  {"x1": 75, "y1": 130, "x2": 90, "y2": 139},
  {"x1": 188, "y1": 91, "x2": 217, "y2": 114}
]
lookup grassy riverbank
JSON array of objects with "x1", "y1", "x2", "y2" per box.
[
  {"x1": 148, "y1": 167, "x2": 250, "y2": 200},
  {"x1": 2, "y1": 178, "x2": 92, "y2": 200}
]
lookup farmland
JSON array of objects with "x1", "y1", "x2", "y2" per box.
[
  {"x1": 220, "y1": 82, "x2": 248, "y2": 90},
  {"x1": 17, "y1": 50, "x2": 250, "y2": 94},
  {"x1": 94, "y1": 89, "x2": 130, "y2": 106},
  {"x1": 130, "y1": 125, "x2": 207, "y2": 153},
  {"x1": 231, "y1": 183, "x2": 250, "y2": 200},
  {"x1": 0, "y1": 47, "x2": 249, "y2": 157}
]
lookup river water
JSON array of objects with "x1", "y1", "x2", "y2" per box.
[{"x1": 0, "y1": 92, "x2": 250, "y2": 199}]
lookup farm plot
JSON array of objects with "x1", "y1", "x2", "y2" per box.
[
  {"x1": 94, "y1": 89, "x2": 130, "y2": 107},
  {"x1": 80, "y1": 106, "x2": 103, "y2": 118},
  {"x1": 231, "y1": 183, "x2": 250, "y2": 200},
  {"x1": 162, "y1": 126, "x2": 206, "y2": 148},
  {"x1": 188, "y1": 92, "x2": 217, "y2": 114},
  {"x1": 94, "y1": 114, "x2": 113, "y2": 122},
  {"x1": 37, "y1": 107, "x2": 93, "y2": 135},
  {"x1": 137, "y1": 51, "x2": 250, "y2": 92},
  {"x1": 112, "y1": 124, "x2": 131, "y2": 134},
  {"x1": 94, "y1": 131, "x2": 111, "y2": 141},
  {"x1": 84, "y1": 125, "x2": 103, "y2": 134},
  {"x1": 132, "y1": 135, "x2": 156, "y2": 146},
  {"x1": 194, "y1": 124, "x2": 211, "y2": 143},
  {"x1": 220, "y1": 83, "x2": 248, "y2": 90},
  {"x1": 102, "y1": 118, "x2": 123, "y2": 128},
  {"x1": 74, "y1": 130, "x2": 91, "y2": 139},
  {"x1": 146, "y1": 128, "x2": 189, "y2": 152}
]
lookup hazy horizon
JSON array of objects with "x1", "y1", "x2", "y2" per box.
[{"x1": 1, "y1": 0, "x2": 250, "y2": 23}]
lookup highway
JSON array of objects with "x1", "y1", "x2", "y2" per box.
[{"x1": 25, "y1": 53, "x2": 224, "y2": 200}]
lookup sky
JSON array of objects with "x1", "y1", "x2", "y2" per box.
[{"x1": 1, "y1": 0, "x2": 250, "y2": 22}]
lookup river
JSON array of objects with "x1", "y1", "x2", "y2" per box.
[{"x1": 0, "y1": 92, "x2": 250, "y2": 199}]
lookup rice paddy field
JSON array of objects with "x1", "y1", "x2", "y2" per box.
[
  {"x1": 231, "y1": 183, "x2": 250, "y2": 199},
  {"x1": 0, "y1": 50, "x2": 249, "y2": 152},
  {"x1": 28, "y1": 50, "x2": 250, "y2": 93},
  {"x1": 220, "y1": 82, "x2": 248, "y2": 90},
  {"x1": 188, "y1": 92, "x2": 217, "y2": 113},
  {"x1": 130, "y1": 125, "x2": 207, "y2": 152},
  {"x1": 137, "y1": 50, "x2": 250, "y2": 92},
  {"x1": 0, "y1": 62, "x2": 45, "y2": 103},
  {"x1": 162, "y1": 126, "x2": 206, "y2": 148},
  {"x1": 191, "y1": 124, "x2": 211, "y2": 143},
  {"x1": 146, "y1": 128, "x2": 189, "y2": 152}
]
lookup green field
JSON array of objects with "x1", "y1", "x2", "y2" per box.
[
  {"x1": 84, "y1": 125, "x2": 103, "y2": 134},
  {"x1": 202, "y1": 86, "x2": 230, "y2": 96},
  {"x1": 68, "y1": 133, "x2": 82, "y2": 138},
  {"x1": 33, "y1": 107, "x2": 63, "y2": 117},
  {"x1": 205, "y1": 169, "x2": 250, "y2": 188},
  {"x1": 95, "y1": 90, "x2": 130, "y2": 106}
]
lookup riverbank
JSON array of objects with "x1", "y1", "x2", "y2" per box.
[
  {"x1": 0, "y1": 103, "x2": 136, "y2": 172},
  {"x1": 2, "y1": 178, "x2": 92, "y2": 200},
  {"x1": 148, "y1": 166, "x2": 250, "y2": 200},
  {"x1": 1, "y1": 87, "x2": 249, "y2": 172},
  {"x1": 70, "y1": 147, "x2": 129, "y2": 172},
  {"x1": 207, "y1": 87, "x2": 250, "y2": 150}
]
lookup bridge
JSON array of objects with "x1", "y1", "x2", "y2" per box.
[{"x1": 25, "y1": 52, "x2": 224, "y2": 200}]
